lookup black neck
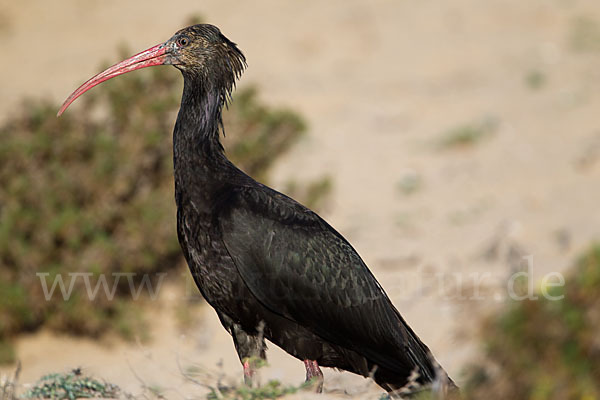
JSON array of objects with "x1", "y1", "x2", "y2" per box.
[
  {"x1": 173, "y1": 76, "x2": 227, "y2": 164},
  {"x1": 172, "y1": 74, "x2": 249, "y2": 209}
]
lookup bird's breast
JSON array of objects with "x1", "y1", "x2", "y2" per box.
[{"x1": 176, "y1": 197, "x2": 257, "y2": 323}]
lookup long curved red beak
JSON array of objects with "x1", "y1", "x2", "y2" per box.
[{"x1": 57, "y1": 43, "x2": 168, "y2": 116}]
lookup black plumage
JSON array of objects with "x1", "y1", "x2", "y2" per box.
[{"x1": 59, "y1": 24, "x2": 455, "y2": 395}]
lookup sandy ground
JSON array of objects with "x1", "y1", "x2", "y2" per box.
[{"x1": 1, "y1": 0, "x2": 600, "y2": 397}]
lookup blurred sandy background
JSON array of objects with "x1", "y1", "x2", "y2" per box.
[{"x1": 1, "y1": 0, "x2": 600, "y2": 397}]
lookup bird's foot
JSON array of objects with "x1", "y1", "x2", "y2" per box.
[
  {"x1": 243, "y1": 359, "x2": 256, "y2": 387},
  {"x1": 303, "y1": 359, "x2": 323, "y2": 393},
  {"x1": 242, "y1": 356, "x2": 267, "y2": 387}
]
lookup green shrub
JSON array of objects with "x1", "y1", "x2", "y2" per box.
[
  {"x1": 23, "y1": 370, "x2": 120, "y2": 400},
  {"x1": 464, "y1": 244, "x2": 600, "y2": 399}
]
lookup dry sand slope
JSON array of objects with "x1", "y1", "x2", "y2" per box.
[{"x1": 1, "y1": 0, "x2": 600, "y2": 397}]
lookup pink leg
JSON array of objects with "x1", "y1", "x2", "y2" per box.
[
  {"x1": 243, "y1": 360, "x2": 255, "y2": 386},
  {"x1": 303, "y1": 359, "x2": 324, "y2": 393}
]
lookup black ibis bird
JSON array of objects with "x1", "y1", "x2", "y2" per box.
[{"x1": 58, "y1": 24, "x2": 455, "y2": 395}]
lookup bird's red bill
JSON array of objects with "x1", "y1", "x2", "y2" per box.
[{"x1": 57, "y1": 43, "x2": 167, "y2": 116}]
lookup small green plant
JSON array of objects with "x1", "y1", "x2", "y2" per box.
[
  {"x1": 525, "y1": 70, "x2": 546, "y2": 90},
  {"x1": 437, "y1": 118, "x2": 497, "y2": 149},
  {"x1": 22, "y1": 370, "x2": 120, "y2": 400},
  {"x1": 396, "y1": 171, "x2": 422, "y2": 196}
]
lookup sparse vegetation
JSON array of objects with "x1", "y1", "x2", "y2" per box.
[
  {"x1": 206, "y1": 379, "x2": 310, "y2": 400},
  {"x1": 180, "y1": 358, "x2": 315, "y2": 400},
  {"x1": 525, "y1": 69, "x2": 546, "y2": 90},
  {"x1": 463, "y1": 244, "x2": 600, "y2": 399},
  {"x1": 17, "y1": 363, "x2": 315, "y2": 400},
  {"x1": 437, "y1": 118, "x2": 497, "y2": 149},
  {"x1": 396, "y1": 170, "x2": 422, "y2": 196},
  {"x1": 22, "y1": 370, "x2": 120, "y2": 400},
  {"x1": 0, "y1": 45, "x2": 328, "y2": 360},
  {"x1": 0, "y1": 363, "x2": 19, "y2": 400},
  {"x1": 569, "y1": 16, "x2": 600, "y2": 53}
]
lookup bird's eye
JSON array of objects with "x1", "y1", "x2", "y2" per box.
[{"x1": 177, "y1": 37, "x2": 190, "y2": 47}]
